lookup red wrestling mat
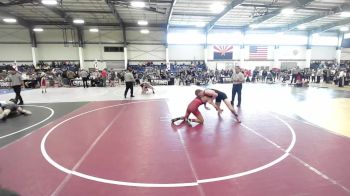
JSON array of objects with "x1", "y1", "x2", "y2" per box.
[{"x1": 0, "y1": 100, "x2": 350, "y2": 196}]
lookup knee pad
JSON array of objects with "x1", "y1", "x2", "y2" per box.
[{"x1": 0, "y1": 109, "x2": 11, "y2": 119}]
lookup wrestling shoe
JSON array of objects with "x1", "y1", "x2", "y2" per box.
[
  {"x1": 185, "y1": 118, "x2": 192, "y2": 126},
  {"x1": 171, "y1": 117, "x2": 181, "y2": 123}
]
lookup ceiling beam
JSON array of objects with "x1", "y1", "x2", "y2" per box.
[
  {"x1": 240, "y1": 3, "x2": 330, "y2": 12},
  {"x1": 0, "y1": 8, "x2": 33, "y2": 28},
  {"x1": 106, "y1": 0, "x2": 124, "y2": 26},
  {"x1": 282, "y1": 4, "x2": 350, "y2": 32},
  {"x1": 166, "y1": 0, "x2": 177, "y2": 31},
  {"x1": 0, "y1": 0, "x2": 34, "y2": 7},
  {"x1": 28, "y1": 21, "x2": 164, "y2": 28},
  {"x1": 38, "y1": 2, "x2": 73, "y2": 23},
  {"x1": 172, "y1": 12, "x2": 216, "y2": 17},
  {"x1": 310, "y1": 18, "x2": 350, "y2": 34},
  {"x1": 248, "y1": 0, "x2": 315, "y2": 27},
  {"x1": 113, "y1": 2, "x2": 167, "y2": 14},
  {"x1": 205, "y1": 0, "x2": 245, "y2": 32},
  {"x1": 105, "y1": 0, "x2": 126, "y2": 46},
  {"x1": 64, "y1": 10, "x2": 111, "y2": 14},
  {"x1": 112, "y1": 0, "x2": 173, "y2": 3}
]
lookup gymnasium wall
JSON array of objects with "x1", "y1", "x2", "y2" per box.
[
  {"x1": 341, "y1": 48, "x2": 350, "y2": 60},
  {"x1": 169, "y1": 45, "x2": 205, "y2": 61},
  {"x1": 0, "y1": 26, "x2": 346, "y2": 69}
]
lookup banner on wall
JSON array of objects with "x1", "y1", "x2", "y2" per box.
[
  {"x1": 249, "y1": 46, "x2": 268, "y2": 59},
  {"x1": 213, "y1": 45, "x2": 233, "y2": 60}
]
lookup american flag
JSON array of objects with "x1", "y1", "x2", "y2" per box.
[
  {"x1": 249, "y1": 46, "x2": 268, "y2": 59},
  {"x1": 213, "y1": 45, "x2": 233, "y2": 60}
]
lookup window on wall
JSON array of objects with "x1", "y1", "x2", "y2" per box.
[
  {"x1": 167, "y1": 30, "x2": 206, "y2": 44},
  {"x1": 104, "y1": 47, "x2": 124, "y2": 52}
]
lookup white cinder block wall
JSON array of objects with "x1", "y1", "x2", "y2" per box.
[{"x1": 0, "y1": 27, "x2": 348, "y2": 70}]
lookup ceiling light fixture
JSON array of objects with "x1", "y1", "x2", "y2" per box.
[
  {"x1": 340, "y1": 12, "x2": 350, "y2": 17},
  {"x1": 137, "y1": 20, "x2": 148, "y2": 26},
  {"x1": 73, "y1": 19, "x2": 84, "y2": 24},
  {"x1": 211, "y1": 2, "x2": 225, "y2": 13},
  {"x1": 340, "y1": 27, "x2": 349, "y2": 32},
  {"x1": 33, "y1": 28, "x2": 44, "y2": 32},
  {"x1": 140, "y1": 29, "x2": 149, "y2": 34},
  {"x1": 281, "y1": 8, "x2": 295, "y2": 15},
  {"x1": 131, "y1": 1, "x2": 145, "y2": 8},
  {"x1": 41, "y1": 0, "x2": 57, "y2": 5},
  {"x1": 89, "y1": 28, "x2": 99, "y2": 32},
  {"x1": 3, "y1": 18, "x2": 17, "y2": 23}
]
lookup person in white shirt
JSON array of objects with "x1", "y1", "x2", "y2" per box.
[
  {"x1": 6, "y1": 69, "x2": 24, "y2": 105},
  {"x1": 338, "y1": 70, "x2": 345, "y2": 87},
  {"x1": 311, "y1": 69, "x2": 316, "y2": 83},
  {"x1": 316, "y1": 69, "x2": 323, "y2": 83},
  {"x1": 124, "y1": 67, "x2": 135, "y2": 98},
  {"x1": 231, "y1": 66, "x2": 245, "y2": 107}
]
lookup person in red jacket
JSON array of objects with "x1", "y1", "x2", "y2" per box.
[{"x1": 101, "y1": 69, "x2": 108, "y2": 87}]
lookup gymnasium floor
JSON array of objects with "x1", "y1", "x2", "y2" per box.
[{"x1": 0, "y1": 83, "x2": 350, "y2": 196}]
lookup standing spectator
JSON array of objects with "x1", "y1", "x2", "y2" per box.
[
  {"x1": 79, "y1": 69, "x2": 89, "y2": 88},
  {"x1": 120, "y1": 71, "x2": 125, "y2": 84},
  {"x1": 134, "y1": 73, "x2": 141, "y2": 85},
  {"x1": 40, "y1": 72, "x2": 47, "y2": 93},
  {"x1": 231, "y1": 66, "x2": 245, "y2": 107},
  {"x1": 262, "y1": 69, "x2": 267, "y2": 82},
  {"x1": 6, "y1": 69, "x2": 24, "y2": 105},
  {"x1": 179, "y1": 72, "x2": 186, "y2": 85},
  {"x1": 291, "y1": 67, "x2": 298, "y2": 84},
  {"x1": 295, "y1": 72, "x2": 303, "y2": 87},
  {"x1": 101, "y1": 69, "x2": 108, "y2": 87},
  {"x1": 316, "y1": 69, "x2": 323, "y2": 83},
  {"x1": 67, "y1": 70, "x2": 75, "y2": 87},
  {"x1": 124, "y1": 67, "x2": 135, "y2": 98},
  {"x1": 338, "y1": 69, "x2": 345, "y2": 87},
  {"x1": 311, "y1": 69, "x2": 316, "y2": 83},
  {"x1": 91, "y1": 70, "x2": 101, "y2": 87},
  {"x1": 324, "y1": 68, "x2": 330, "y2": 84},
  {"x1": 109, "y1": 69, "x2": 116, "y2": 87}
]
